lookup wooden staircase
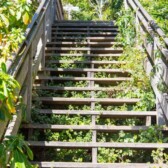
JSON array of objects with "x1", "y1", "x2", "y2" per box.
[{"x1": 21, "y1": 21, "x2": 168, "y2": 167}]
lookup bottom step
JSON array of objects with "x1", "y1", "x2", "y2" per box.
[{"x1": 32, "y1": 162, "x2": 167, "y2": 168}]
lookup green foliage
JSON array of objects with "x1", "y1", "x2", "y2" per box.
[
  {"x1": 0, "y1": 63, "x2": 34, "y2": 167},
  {"x1": 140, "y1": 0, "x2": 168, "y2": 35},
  {"x1": 115, "y1": 6, "x2": 155, "y2": 111},
  {"x1": 0, "y1": 63, "x2": 20, "y2": 120},
  {"x1": 116, "y1": 8, "x2": 136, "y2": 47},
  {"x1": 0, "y1": 135, "x2": 36, "y2": 168},
  {"x1": 110, "y1": 0, "x2": 124, "y2": 19},
  {"x1": 139, "y1": 126, "x2": 168, "y2": 143},
  {"x1": 0, "y1": 0, "x2": 38, "y2": 61},
  {"x1": 62, "y1": 0, "x2": 124, "y2": 20},
  {"x1": 62, "y1": 0, "x2": 95, "y2": 20},
  {"x1": 151, "y1": 148, "x2": 168, "y2": 164},
  {"x1": 25, "y1": 0, "x2": 167, "y2": 163}
]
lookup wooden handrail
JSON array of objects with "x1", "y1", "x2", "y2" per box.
[
  {"x1": 0, "y1": 0, "x2": 64, "y2": 140},
  {"x1": 133, "y1": 0, "x2": 168, "y2": 47},
  {"x1": 125, "y1": 0, "x2": 168, "y2": 124},
  {"x1": 127, "y1": 0, "x2": 168, "y2": 58}
]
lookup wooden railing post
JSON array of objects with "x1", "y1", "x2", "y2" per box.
[
  {"x1": 41, "y1": 13, "x2": 46, "y2": 70},
  {"x1": 124, "y1": 0, "x2": 129, "y2": 10},
  {"x1": 27, "y1": 44, "x2": 33, "y2": 122},
  {"x1": 156, "y1": 99, "x2": 167, "y2": 125}
]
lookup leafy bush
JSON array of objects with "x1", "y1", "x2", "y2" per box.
[
  {"x1": 0, "y1": 135, "x2": 36, "y2": 168},
  {"x1": 140, "y1": 0, "x2": 168, "y2": 35},
  {"x1": 62, "y1": 0, "x2": 124, "y2": 20},
  {"x1": 0, "y1": 0, "x2": 39, "y2": 61},
  {"x1": 0, "y1": 63, "x2": 20, "y2": 120}
]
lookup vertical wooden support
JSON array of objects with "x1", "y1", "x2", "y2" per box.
[
  {"x1": 41, "y1": 13, "x2": 46, "y2": 70},
  {"x1": 124, "y1": 0, "x2": 129, "y2": 10},
  {"x1": 146, "y1": 116, "x2": 151, "y2": 126},
  {"x1": 87, "y1": 26, "x2": 97, "y2": 163},
  {"x1": 27, "y1": 44, "x2": 33, "y2": 122},
  {"x1": 52, "y1": 0, "x2": 56, "y2": 23},
  {"x1": 157, "y1": 99, "x2": 167, "y2": 125}
]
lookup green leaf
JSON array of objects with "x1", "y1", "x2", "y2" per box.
[
  {"x1": 0, "y1": 109, "x2": 6, "y2": 121},
  {"x1": 0, "y1": 144, "x2": 6, "y2": 167},
  {"x1": 22, "y1": 12, "x2": 30, "y2": 25},
  {"x1": 13, "y1": 150, "x2": 26, "y2": 168},
  {"x1": 1, "y1": 62, "x2": 7, "y2": 73},
  {"x1": 0, "y1": 92, "x2": 6, "y2": 101},
  {"x1": 2, "y1": 81, "x2": 8, "y2": 97},
  {"x1": 9, "y1": 9, "x2": 15, "y2": 16},
  {"x1": 2, "y1": 106, "x2": 12, "y2": 120},
  {"x1": 16, "y1": 11, "x2": 22, "y2": 20},
  {"x1": 25, "y1": 144, "x2": 34, "y2": 160},
  {"x1": 0, "y1": 14, "x2": 9, "y2": 27}
]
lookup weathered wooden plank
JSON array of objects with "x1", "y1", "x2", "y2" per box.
[
  {"x1": 37, "y1": 109, "x2": 157, "y2": 117},
  {"x1": 47, "y1": 41, "x2": 121, "y2": 45},
  {"x1": 47, "y1": 42, "x2": 121, "y2": 45},
  {"x1": 40, "y1": 68, "x2": 130, "y2": 73},
  {"x1": 52, "y1": 37, "x2": 116, "y2": 40},
  {"x1": 52, "y1": 27, "x2": 118, "y2": 31},
  {"x1": 53, "y1": 24, "x2": 116, "y2": 27},
  {"x1": 15, "y1": 54, "x2": 29, "y2": 87},
  {"x1": 33, "y1": 86, "x2": 121, "y2": 91},
  {"x1": 55, "y1": 20, "x2": 115, "y2": 24},
  {"x1": 45, "y1": 53, "x2": 122, "y2": 57},
  {"x1": 52, "y1": 32, "x2": 118, "y2": 36},
  {"x1": 45, "y1": 60, "x2": 126, "y2": 64},
  {"x1": 52, "y1": 26, "x2": 118, "y2": 32},
  {"x1": 35, "y1": 76, "x2": 132, "y2": 82},
  {"x1": 45, "y1": 47, "x2": 123, "y2": 51},
  {"x1": 22, "y1": 124, "x2": 154, "y2": 132},
  {"x1": 4, "y1": 110, "x2": 22, "y2": 137},
  {"x1": 0, "y1": 121, "x2": 9, "y2": 140},
  {"x1": 56, "y1": 0, "x2": 64, "y2": 20},
  {"x1": 28, "y1": 141, "x2": 168, "y2": 148},
  {"x1": 33, "y1": 97, "x2": 140, "y2": 105},
  {"x1": 31, "y1": 162, "x2": 168, "y2": 168},
  {"x1": 54, "y1": 22, "x2": 115, "y2": 25}
]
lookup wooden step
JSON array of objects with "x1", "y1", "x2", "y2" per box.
[
  {"x1": 22, "y1": 124, "x2": 151, "y2": 132},
  {"x1": 45, "y1": 47, "x2": 123, "y2": 52},
  {"x1": 34, "y1": 109, "x2": 157, "y2": 117},
  {"x1": 45, "y1": 53, "x2": 122, "y2": 57},
  {"x1": 52, "y1": 24, "x2": 116, "y2": 28},
  {"x1": 33, "y1": 97, "x2": 140, "y2": 105},
  {"x1": 54, "y1": 21, "x2": 115, "y2": 25},
  {"x1": 45, "y1": 60, "x2": 126, "y2": 65},
  {"x1": 52, "y1": 32, "x2": 118, "y2": 35},
  {"x1": 35, "y1": 76, "x2": 132, "y2": 82},
  {"x1": 31, "y1": 162, "x2": 168, "y2": 168},
  {"x1": 28, "y1": 141, "x2": 168, "y2": 149},
  {"x1": 40, "y1": 68, "x2": 130, "y2": 74},
  {"x1": 33, "y1": 86, "x2": 121, "y2": 91},
  {"x1": 46, "y1": 42, "x2": 121, "y2": 46},
  {"x1": 51, "y1": 37, "x2": 116, "y2": 40},
  {"x1": 52, "y1": 27, "x2": 118, "y2": 31}
]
